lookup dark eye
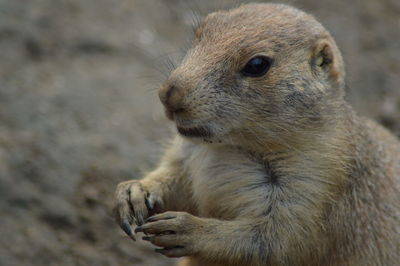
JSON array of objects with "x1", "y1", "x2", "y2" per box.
[{"x1": 241, "y1": 56, "x2": 272, "y2": 77}]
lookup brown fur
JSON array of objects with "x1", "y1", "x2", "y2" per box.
[{"x1": 114, "y1": 3, "x2": 400, "y2": 266}]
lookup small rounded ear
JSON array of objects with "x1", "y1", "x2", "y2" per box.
[
  {"x1": 314, "y1": 41, "x2": 333, "y2": 68},
  {"x1": 312, "y1": 38, "x2": 345, "y2": 89}
]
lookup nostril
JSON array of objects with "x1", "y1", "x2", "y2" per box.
[{"x1": 166, "y1": 85, "x2": 177, "y2": 101}]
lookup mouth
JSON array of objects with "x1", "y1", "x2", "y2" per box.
[{"x1": 177, "y1": 126, "x2": 212, "y2": 138}]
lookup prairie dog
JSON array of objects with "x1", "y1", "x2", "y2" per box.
[{"x1": 114, "y1": 3, "x2": 400, "y2": 266}]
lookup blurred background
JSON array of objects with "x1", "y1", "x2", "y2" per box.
[{"x1": 0, "y1": 0, "x2": 399, "y2": 265}]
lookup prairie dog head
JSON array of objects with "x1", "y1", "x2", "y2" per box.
[{"x1": 158, "y1": 3, "x2": 345, "y2": 147}]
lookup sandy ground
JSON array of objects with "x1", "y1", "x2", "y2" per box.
[{"x1": 0, "y1": 0, "x2": 399, "y2": 265}]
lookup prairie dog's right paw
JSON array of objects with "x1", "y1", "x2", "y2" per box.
[{"x1": 114, "y1": 180, "x2": 163, "y2": 240}]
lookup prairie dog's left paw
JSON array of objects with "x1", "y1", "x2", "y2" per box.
[{"x1": 135, "y1": 211, "x2": 202, "y2": 258}]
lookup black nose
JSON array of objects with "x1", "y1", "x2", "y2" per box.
[{"x1": 159, "y1": 84, "x2": 186, "y2": 114}]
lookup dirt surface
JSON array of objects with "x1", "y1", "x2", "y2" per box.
[{"x1": 1, "y1": 0, "x2": 399, "y2": 265}]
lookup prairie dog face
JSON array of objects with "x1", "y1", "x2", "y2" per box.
[{"x1": 158, "y1": 4, "x2": 345, "y2": 146}]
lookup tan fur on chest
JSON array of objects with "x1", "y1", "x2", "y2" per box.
[{"x1": 185, "y1": 145, "x2": 276, "y2": 219}]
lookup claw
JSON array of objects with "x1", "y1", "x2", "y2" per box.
[
  {"x1": 145, "y1": 216, "x2": 157, "y2": 223},
  {"x1": 136, "y1": 215, "x2": 145, "y2": 226},
  {"x1": 142, "y1": 236, "x2": 152, "y2": 241},
  {"x1": 154, "y1": 248, "x2": 165, "y2": 254},
  {"x1": 154, "y1": 246, "x2": 185, "y2": 257},
  {"x1": 135, "y1": 226, "x2": 143, "y2": 233},
  {"x1": 145, "y1": 196, "x2": 154, "y2": 210},
  {"x1": 146, "y1": 214, "x2": 175, "y2": 223},
  {"x1": 121, "y1": 221, "x2": 135, "y2": 241}
]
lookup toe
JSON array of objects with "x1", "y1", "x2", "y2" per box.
[
  {"x1": 146, "y1": 211, "x2": 177, "y2": 223},
  {"x1": 142, "y1": 234, "x2": 180, "y2": 248}
]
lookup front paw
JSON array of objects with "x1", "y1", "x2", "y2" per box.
[
  {"x1": 113, "y1": 180, "x2": 163, "y2": 240},
  {"x1": 135, "y1": 211, "x2": 202, "y2": 258}
]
